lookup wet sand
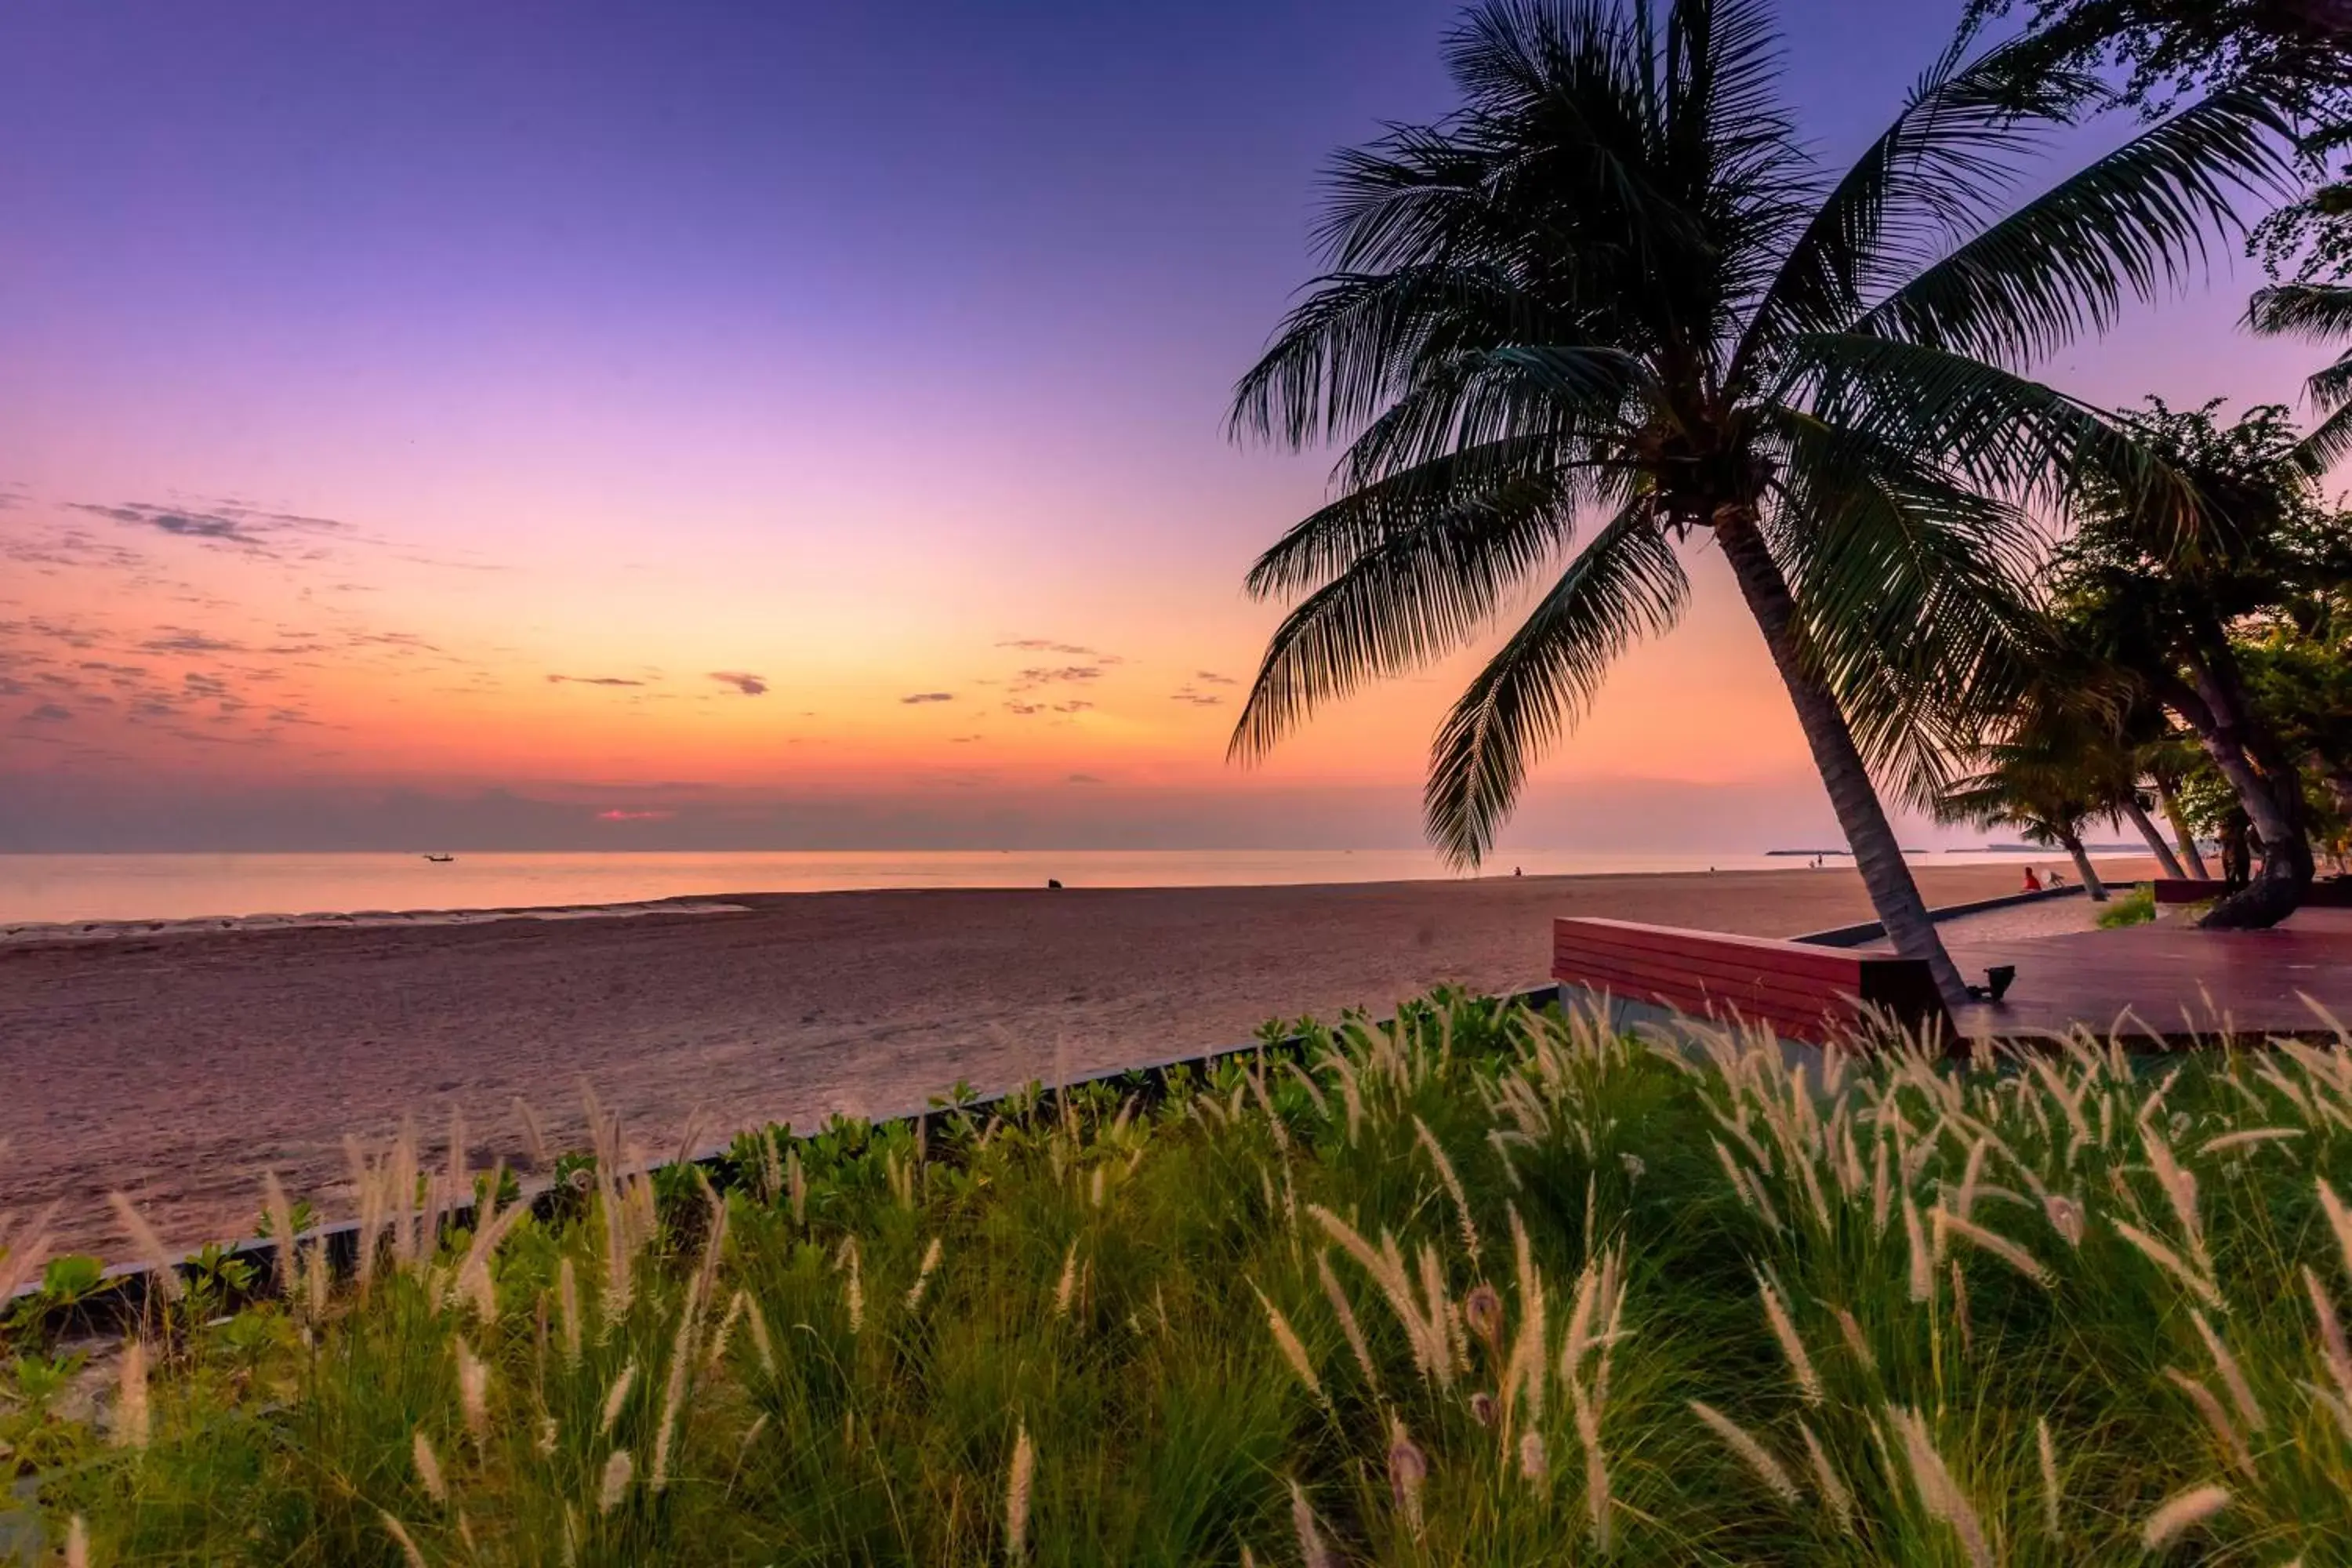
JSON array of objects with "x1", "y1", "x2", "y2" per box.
[{"x1": 2, "y1": 863, "x2": 2077, "y2": 1256}]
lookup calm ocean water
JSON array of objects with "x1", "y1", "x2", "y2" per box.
[{"x1": 0, "y1": 848, "x2": 1888, "y2": 924}]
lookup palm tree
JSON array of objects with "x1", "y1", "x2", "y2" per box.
[
  {"x1": 1226, "y1": 0, "x2": 2285, "y2": 1005},
  {"x1": 2050, "y1": 400, "x2": 2337, "y2": 927},
  {"x1": 1993, "y1": 638, "x2": 2195, "y2": 876},
  {"x1": 2135, "y1": 719, "x2": 2214, "y2": 877},
  {"x1": 2116, "y1": 726, "x2": 2191, "y2": 879},
  {"x1": 1936, "y1": 713, "x2": 2136, "y2": 900}
]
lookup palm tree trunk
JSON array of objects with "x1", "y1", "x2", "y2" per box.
[
  {"x1": 2056, "y1": 828, "x2": 2108, "y2": 901},
  {"x1": 2170, "y1": 655, "x2": 2314, "y2": 930},
  {"x1": 2153, "y1": 774, "x2": 2210, "y2": 879},
  {"x1": 2121, "y1": 798, "x2": 2184, "y2": 880},
  {"x1": 1713, "y1": 514, "x2": 1969, "y2": 1011}
]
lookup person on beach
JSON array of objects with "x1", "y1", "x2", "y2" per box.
[{"x1": 2023, "y1": 866, "x2": 2042, "y2": 891}]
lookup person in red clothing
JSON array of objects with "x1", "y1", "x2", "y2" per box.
[{"x1": 2022, "y1": 866, "x2": 2042, "y2": 891}]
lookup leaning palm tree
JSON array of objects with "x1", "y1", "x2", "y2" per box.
[
  {"x1": 2050, "y1": 399, "x2": 2336, "y2": 927},
  {"x1": 2138, "y1": 725, "x2": 2215, "y2": 878},
  {"x1": 1228, "y1": 0, "x2": 2285, "y2": 1004},
  {"x1": 1936, "y1": 715, "x2": 2131, "y2": 901}
]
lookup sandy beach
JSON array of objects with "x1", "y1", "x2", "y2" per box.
[{"x1": 3, "y1": 862, "x2": 2099, "y2": 1256}]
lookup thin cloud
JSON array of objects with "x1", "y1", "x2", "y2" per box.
[
  {"x1": 24, "y1": 702, "x2": 73, "y2": 722},
  {"x1": 73, "y1": 504, "x2": 273, "y2": 549},
  {"x1": 1004, "y1": 701, "x2": 1045, "y2": 716},
  {"x1": 547, "y1": 674, "x2": 646, "y2": 688},
  {"x1": 1171, "y1": 690, "x2": 1224, "y2": 706},
  {"x1": 1, "y1": 527, "x2": 148, "y2": 572},
  {"x1": 999, "y1": 639, "x2": 1120, "y2": 663},
  {"x1": 1194, "y1": 670, "x2": 1236, "y2": 685},
  {"x1": 163, "y1": 726, "x2": 275, "y2": 746},
  {"x1": 710, "y1": 671, "x2": 769, "y2": 696},
  {"x1": 140, "y1": 629, "x2": 247, "y2": 655},
  {"x1": 900, "y1": 691, "x2": 956, "y2": 704},
  {"x1": 0, "y1": 616, "x2": 104, "y2": 651},
  {"x1": 70, "y1": 500, "x2": 352, "y2": 558},
  {"x1": 1052, "y1": 700, "x2": 1093, "y2": 713},
  {"x1": 597, "y1": 808, "x2": 675, "y2": 822},
  {"x1": 1065, "y1": 772, "x2": 1105, "y2": 785},
  {"x1": 1011, "y1": 666, "x2": 1104, "y2": 690},
  {"x1": 347, "y1": 630, "x2": 440, "y2": 653}
]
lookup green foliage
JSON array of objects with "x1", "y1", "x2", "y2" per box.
[
  {"x1": 254, "y1": 1197, "x2": 320, "y2": 1243},
  {"x1": 16, "y1": 992, "x2": 2352, "y2": 1565},
  {"x1": 1224, "y1": 0, "x2": 2288, "y2": 867},
  {"x1": 34, "y1": 1255, "x2": 106, "y2": 1308},
  {"x1": 1936, "y1": 699, "x2": 2138, "y2": 853},
  {"x1": 4, "y1": 1255, "x2": 116, "y2": 1348},
  {"x1": 2046, "y1": 397, "x2": 2346, "y2": 898},
  {"x1": 2096, "y1": 882, "x2": 2159, "y2": 926}
]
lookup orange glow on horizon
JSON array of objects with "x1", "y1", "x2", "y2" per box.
[{"x1": 2, "y1": 493, "x2": 1827, "y2": 818}]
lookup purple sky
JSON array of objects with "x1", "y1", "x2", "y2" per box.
[{"x1": 0, "y1": 1, "x2": 2323, "y2": 852}]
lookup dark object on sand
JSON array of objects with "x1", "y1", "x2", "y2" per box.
[
  {"x1": 1965, "y1": 965, "x2": 2017, "y2": 1004},
  {"x1": 423, "y1": 854, "x2": 456, "y2": 863},
  {"x1": 1047, "y1": 878, "x2": 1063, "y2": 889}
]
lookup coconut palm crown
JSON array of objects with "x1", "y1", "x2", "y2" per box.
[{"x1": 1226, "y1": 0, "x2": 2285, "y2": 1003}]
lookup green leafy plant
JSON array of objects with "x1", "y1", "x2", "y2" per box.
[
  {"x1": 252, "y1": 1197, "x2": 319, "y2": 1242},
  {"x1": 24, "y1": 988, "x2": 2352, "y2": 1566},
  {"x1": 2098, "y1": 881, "x2": 2161, "y2": 926},
  {"x1": 5, "y1": 1255, "x2": 114, "y2": 1348}
]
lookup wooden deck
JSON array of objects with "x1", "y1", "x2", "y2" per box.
[{"x1": 1929, "y1": 909, "x2": 2352, "y2": 1044}]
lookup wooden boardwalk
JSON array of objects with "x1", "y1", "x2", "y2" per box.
[{"x1": 1940, "y1": 909, "x2": 2352, "y2": 1045}]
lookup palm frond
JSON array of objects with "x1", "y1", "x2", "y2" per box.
[
  {"x1": 2246, "y1": 283, "x2": 2352, "y2": 430},
  {"x1": 1788, "y1": 332, "x2": 2205, "y2": 525},
  {"x1": 1765, "y1": 412, "x2": 2042, "y2": 810},
  {"x1": 1243, "y1": 441, "x2": 1621, "y2": 601},
  {"x1": 1424, "y1": 499, "x2": 1689, "y2": 866},
  {"x1": 2245, "y1": 281, "x2": 2352, "y2": 342},
  {"x1": 1436, "y1": 0, "x2": 1709, "y2": 277},
  {"x1": 1314, "y1": 125, "x2": 1516, "y2": 276},
  {"x1": 1735, "y1": 36, "x2": 2094, "y2": 375},
  {"x1": 1858, "y1": 86, "x2": 2292, "y2": 366},
  {"x1": 1228, "y1": 465, "x2": 1588, "y2": 762},
  {"x1": 1229, "y1": 266, "x2": 1577, "y2": 451},
  {"x1": 2292, "y1": 398, "x2": 2352, "y2": 474},
  {"x1": 2309, "y1": 353, "x2": 2352, "y2": 414},
  {"x1": 1334, "y1": 343, "x2": 1650, "y2": 488}
]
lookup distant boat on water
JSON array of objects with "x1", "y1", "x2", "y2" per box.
[{"x1": 423, "y1": 854, "x2": 456, "y2": 863}]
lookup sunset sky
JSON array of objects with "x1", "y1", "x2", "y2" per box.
[{"x1": 0, "y1": 0, "x2": 2325, "y2": 854}]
